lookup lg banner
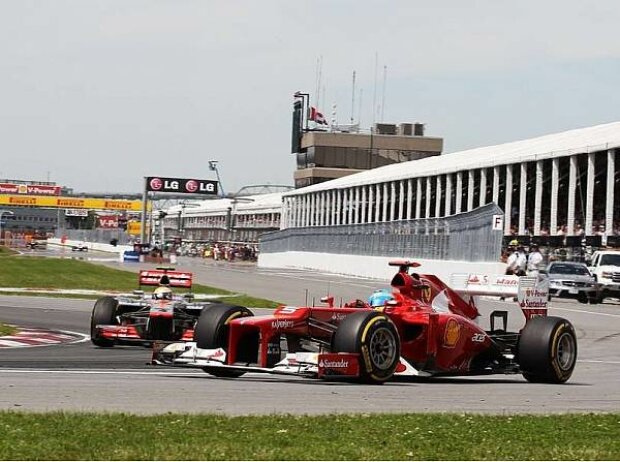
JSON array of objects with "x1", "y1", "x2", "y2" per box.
[{"x1": 146, "y1": 177, "x2": 218, "y2": 195}]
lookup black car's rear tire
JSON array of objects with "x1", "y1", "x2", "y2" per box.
[
  {"x1": 193, "y1": 304, "x2": 253, "y2": 378},
  {"x1": 518, "y1": 316, "x2": 577, "y2": 383},
  {"x1": 90, "y1": 296, "x2": 118, "y2": 347},
  {"x1": 332, "y1": 311, "x2": 400, "y2": 384}
]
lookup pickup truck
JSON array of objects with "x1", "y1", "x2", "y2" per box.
[{"x1": 589, "y1": 250, "x2": 620, "y2": 302}]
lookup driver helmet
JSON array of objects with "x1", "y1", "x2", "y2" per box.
[
  {"x1": 153, "y1": 286, "x2": 173, "y2": 300},
  {"x1": 368, "y1": 289, "x2": 394, "y2": 307}
]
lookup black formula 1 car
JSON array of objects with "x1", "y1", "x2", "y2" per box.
[
  {"x1": 90, "y1": 268, "x2": 212, "y2": 347},
  {"x1": 153, "y1": 261, "x2": 577, "y2": 384}
]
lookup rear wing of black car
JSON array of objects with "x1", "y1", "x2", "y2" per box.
[{"x1": 138, "y1": 269, "x2": 193, "y2": 289}]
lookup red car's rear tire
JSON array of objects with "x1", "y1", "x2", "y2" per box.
[
  {"x1": 518, "y1": 316, "x2": 577, "y2": 383},
  {"x1": 332, "y1": 311, "x2": 400, "y2": 384}
]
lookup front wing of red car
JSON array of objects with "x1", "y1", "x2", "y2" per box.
[{"x1": 152, "y1": 341, "x2": 423, "y2": 380}]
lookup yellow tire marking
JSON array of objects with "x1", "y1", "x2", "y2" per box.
[
  {"x1": 224, "y1": 311, "x2": 245, "y2": 325},
  {"x1": 361, "y1": 316, "x2": 387, "y2": 343}
]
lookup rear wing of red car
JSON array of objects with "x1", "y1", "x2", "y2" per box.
[
  {"x1": 449, "y1": 273, "x2": 549, "y2": 321},
  {"x1": 138, "y1": 269, "x2": 193, "y2": 289}
]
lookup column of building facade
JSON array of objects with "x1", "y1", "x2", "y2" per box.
[
  {"x1": 308, "y1": 195, "x2": 314, "y2": 227},
  {"x1": 285, "y1": 197, "x2": 292, "y2": 229},
  {"x1": 425, "y1": 177, "x2": 431, "y2": 218},
  {"x1": 322, "y1": 191, "x2": 329, "y2": 226},
  {"x1": 567, "y1": 155, "x2": 577, "y2": 235},
  {"x1": 445, "y1": 173, "x2": 452, "y2": 216},
  {"x1": 585, "y1": 152, "x2": 595, "y2": 235},
  {"x1": 518, "y1": 163, "x2": 527, "y2": 235},
  {"x1": 492, "y1": 166, "x2": 499, "y2": 205},
  {"x1": 550, "y1": 158, "x2": 559, "y2": 235},
  {"x1": 504, "y1": 164, "x2": 513, "y2": 235},
  {"x1": 455, "y1": 171, "x2": 463, "y2": 214},
  {"x1": 292, "y1": 196, "x2": 299, "y2": 228},
  {"x1": 353, "y1": 186, "x2": 360, "y2": 224},
  {"x1": 534, "y1": 160, "x2": 543, "y2": 235},
  {"x1": 375, "y1": 183, "x2": 381, "y2": 222},
  {"x1": 361, "y1": 185, "x2": 367, "y2": 224},
  {"x1": 324, "y1": 191, "x2": 330, "y2": 226},
  {"x1": 606, "y1": 150, "x2": 615, "y2": 236},
  {"x1": 367, "y1": 184, "x2": 374, "y2": 223},
  {"x1": 396, "y1": 180, "x2": 403, "y2": 220},
  {"x1": 479, "y1": 168, "x2": 487, "y2": 207},
  {"x1": 389, "y1": 182, "x2": 396, "y2": 221},
  {"x1": 415, "y1": 178, "x2": 422, "y2": 219},
  {"x1": 335, "y1": 189, "x2": 342, "y2": 225},
  {"x1": 467, "y1": 170, "x2": 474, "y2": 211},
  {"x1": 435, "y1": 175, "x2": 442, "y2": 217},
  {"x1": 349, "y1": 187, "x2": 355, "y2": 224},
  {"x1": 382, "y1": 183, "x2": 388, "y2": 222},
  {"x1": 406, "y1": 178, "x2": 413, "y2": 220}
]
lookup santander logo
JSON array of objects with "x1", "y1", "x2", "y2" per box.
[
  {"x1": 185, "y1": 180, "x2": 198, "y2": 193},
  {"x1": 149, "y1": 178, "x2": 163, "y2": 190}
]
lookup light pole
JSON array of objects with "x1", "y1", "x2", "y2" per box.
[
  {"x1": 227, "y1": 195, "x2": 254, "y2": 243},
  {"x1": 209, "y1": 160, "x2": 225, "y2": 197},
  {"x1": 177, "y1": 201, "x2": 201, "y2": 241},
  {"x1": 0, "y1": 210, "x2": 15, "y2": 246}
]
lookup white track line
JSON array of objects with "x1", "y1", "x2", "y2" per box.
[
  {"x1": 552, "y1": 306, "x2": 620, "y2": 318},
  {"x1": 0, "y1": 369, "x2": 205, "y2": 376}
]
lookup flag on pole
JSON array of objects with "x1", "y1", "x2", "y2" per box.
[{"x1": 310, "y1": 106, "x2": 328, "y2": 125}]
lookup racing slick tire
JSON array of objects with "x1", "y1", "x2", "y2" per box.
[
  {"x1": 90, "y1": 296, "x2": 118, "y2": 347},
  {"x1": 332, "y1": 311, "x2": 400, "y2": 384},
  {"x1": 193, "y1": 304, "x2": 253, "y2": 378},
  {"x1": 518, "y1": 316, "x2": 577, "y2": 384}
]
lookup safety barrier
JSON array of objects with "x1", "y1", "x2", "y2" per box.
[{"x1": 260, "y1": 203, "x2": 504, "y2": 263}]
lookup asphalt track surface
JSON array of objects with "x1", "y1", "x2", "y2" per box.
[{"x1": 1, "y1": 256, "x2": 620, "y2": 415}]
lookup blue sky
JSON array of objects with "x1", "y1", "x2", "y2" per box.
[{"x1": 0, "y1": 1, "x2": 618, "y2": 193}]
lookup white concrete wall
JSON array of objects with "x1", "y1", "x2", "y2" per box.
[
  {"x1": 48, "y1": 238, "x2": 133, "y2": 254},
  {"x1": 258, "y1": 251, "x2": 507, "y2": 283}
]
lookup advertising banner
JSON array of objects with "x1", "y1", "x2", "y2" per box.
[
  {"x1": 98, "y1": 215, "x2": 119, "y2": 229},
  {"x1": 65, "y1": 209, "x2": 89, "y2": 217},
  {"x1": 0, "y1": 183, "x2": 62, "y2": 196},
  {"x1": 146, "y1": 177, "x2": 218, "y2": 195},
  {"x1": 0, "y1": 195, "x2": 148, "y2": 211}
]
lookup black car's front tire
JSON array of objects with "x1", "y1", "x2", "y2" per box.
[
  {"x1": 518, "y1": 316, "x2": 577, "y2": 383},
  {"x1": 90, "y1": 296, "x2": 118, "y2": 347},
  {"x1": 332, "y1": 311, "x2": 400, "y2": 384}
]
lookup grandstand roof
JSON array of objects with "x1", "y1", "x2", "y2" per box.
[
  {"x1": 168, "y1": 192, "x2": 283, "y2": 215},
  {"x1": 286, "y1": 120, "x2": 620, "y2": 196}
]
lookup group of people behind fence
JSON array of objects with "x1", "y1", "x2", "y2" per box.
[{"x1": 503, "y1": 240, "x2": 544, "y2": 277}]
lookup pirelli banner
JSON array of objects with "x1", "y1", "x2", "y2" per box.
[{"x1": 0, "y1": 194, "x2": 148, "y2": 212}]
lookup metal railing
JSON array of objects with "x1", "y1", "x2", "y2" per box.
[{"x1": 260, "y1": 204, "x2": 503, "y2": 262}]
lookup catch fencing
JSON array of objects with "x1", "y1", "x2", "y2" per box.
[{"x1": 260, "y1": 203, "x2": 504, "y2": 262}]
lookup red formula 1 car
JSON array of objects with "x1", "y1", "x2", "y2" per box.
[
  {"x1": 90, "y1": 268, "x2": 211, "y2": 347},
  {"x1": 153, "y1": 261, "x2": 577, "y2": 384}
]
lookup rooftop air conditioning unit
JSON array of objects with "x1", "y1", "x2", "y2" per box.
[
  {"x1": 398, "y1": 123, "x2": 413, "y2": 136},
  {"x1": 374, "y1": 123, "x2": 397, "y2": 135}
]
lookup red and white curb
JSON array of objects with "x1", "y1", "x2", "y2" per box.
[{"x1": 0, "y1": 328, "x2": 89, "y2": 348}]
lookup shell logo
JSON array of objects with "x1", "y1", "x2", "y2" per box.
[{"x1": 443, "y1": 319, "x2": 461, "y2": 348}]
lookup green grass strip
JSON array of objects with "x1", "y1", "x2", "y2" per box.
[
  {"x1": 0, "y1": 412, "x2": 618, "y2": 460},
  {"x1": 0, "y1": 323, "x2": 17, "y2": 336},
  {"x1": 0, "y1": 245, "x2": 18, "y2": 256},
  {"x1": 0, "y1": 255, "x2": 279, "y2": 308}
]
